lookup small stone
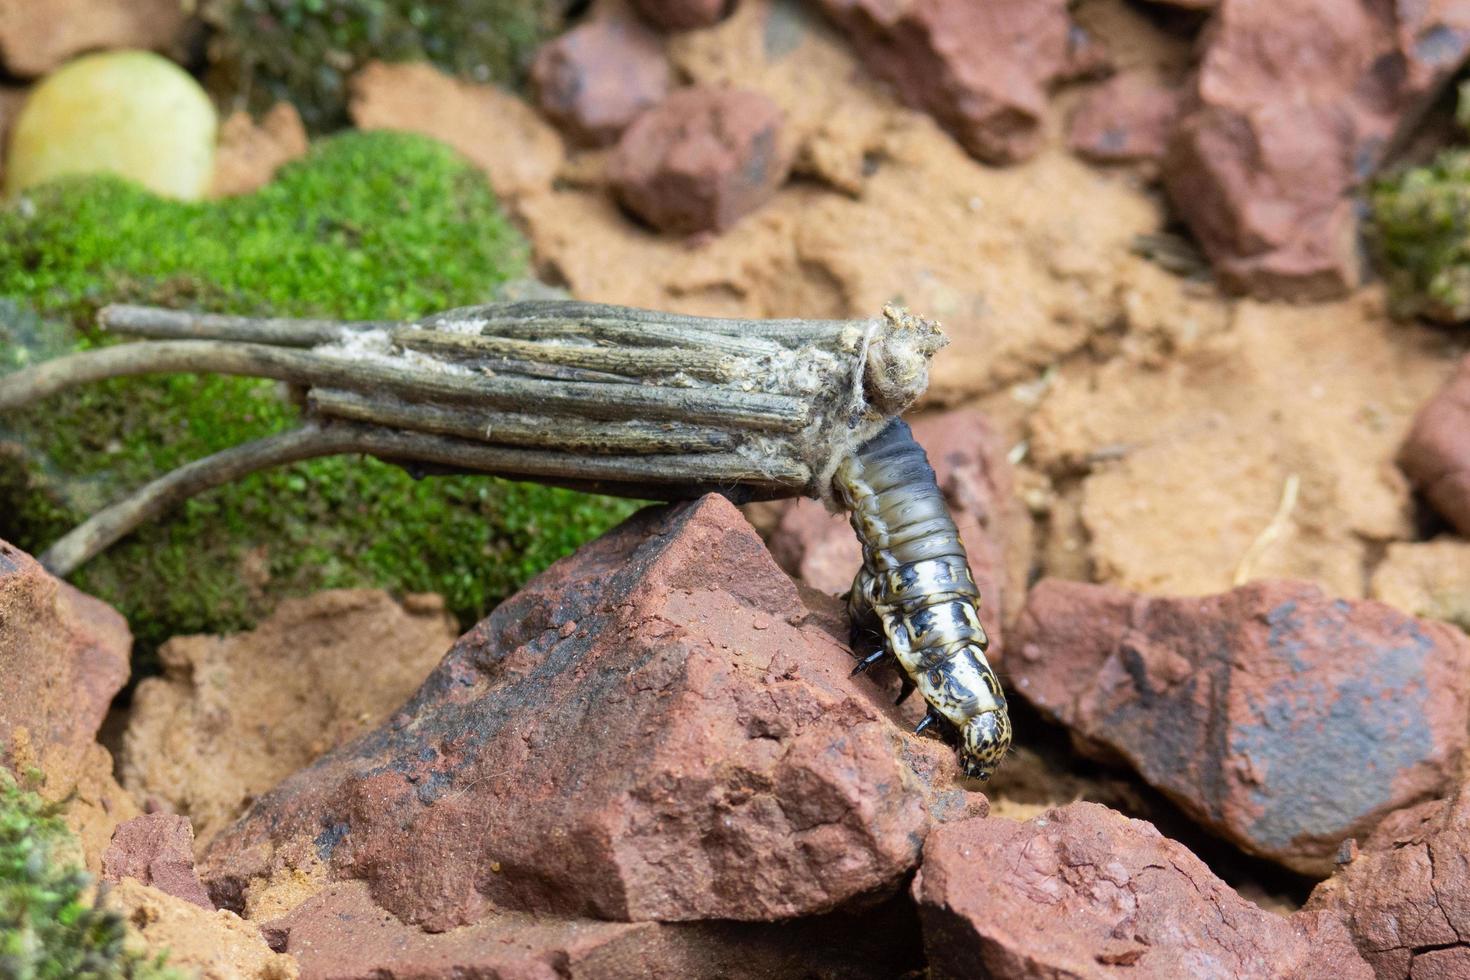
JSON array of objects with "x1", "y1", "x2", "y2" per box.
[
  {"x1": 1067, "y1": 72, "x2": 1181, "y2": 165},
  {"x1": 1306, "y1": 784, "x2": 1470, "y2": 978},
  {"x1": 814, "y1": 0, "x2": 1075, "y2": 164},
  {"x1": 101, "y1": 814, "x2": 213, "y2": 910},
  {"x1": 1163, "y1": 0, "x2": 1470, "y2": 299},
  {"x1": 914, "y1": 804, "x2": 1372, "y2": 979},
  {"x1": 1009, "y1": 578, "x2": 1470, "y2": 876},
  {"x1": 201, "y1": 496, "x2": 980, "y2": 931},
  {"x1": 1398, "y1": 355, "x2": 1470, "y2": 537},
  {"x1": 210, "y1": 102, "x2": 309, "y2": 198},
  {"x1": 629, "y1": 0, "x2": 734, "y2": 32},
  {"x1": 0, "y1": 0, "x2": 189, "y2": 79},
  {"x1": 5, "y1": 50, "x2": 216, "y2": 200},
  {"x1": 531, "y1": 18, "x2": 672, "y2": 147},
  {"x1": 609, "y1": 86, "x2": 792, "y2": 234}
]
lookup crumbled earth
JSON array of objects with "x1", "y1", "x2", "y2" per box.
[
  {"x1": 1010, "y1": 578, "x2": 1470, "y2": 876},
  {"x1": 1369, "y1": 539, "x2": 1470, "y2": 630},
  {"x1": 349, "y1": 60, "x2": 566, "y2": 205},
  {"x1": 1027, "y1": 292, "x2": 1456, "y2": 598},
  {"x1": 531, "y1": 14, "x2": 671, "y2": 148},
  {"x1": 763, "y1": 408, "x2": 1034, "y2": 649},
  {"x1": 915, "y1": 803, "x2": 1372, "y2": 979},
  {"x1": 0, "y1": 540, "x2": 138, "y2": 867},
  {"x1": 609, "y1": 85, "x2": 794, "y2": 233},
  {"x1": 1305, "y1": 784, "x2": 1470, "y2": 978},
  {"x1": 0, "y1": 0, "x2": 189, "y2": 78},
  {"x1": 102, "y1": 814, "x2": 214, "y2": 910},
  {"x1": 263, "y1": 879, "x2": 921, "y2": 979},
  {"x1": 1398, "y1": 354, "x2": 1470, "y2": 537},
  {"x1": 211, "y1": 102, "x2": 310, "y2": 198},
  {"x1": 103, "y1": 878, "x2": 300, "y2": 980},
  {"x1": 1164, "y1": 0, "x2": 1470, "y2": 298},
  {"x1": 200, "y1": 496, "x2": 986, "y2": 931},
  {"x1": 122, "y1": 590, "x2": 459, "y2": 851}
]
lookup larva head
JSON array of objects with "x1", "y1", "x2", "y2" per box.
[{"x1": 958, "y1": 710, "x2": 1011, "y2": 781}]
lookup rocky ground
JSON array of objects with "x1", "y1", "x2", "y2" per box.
[{"x1": 5, "y1": 0, "x2": 1470, "y2": 978}]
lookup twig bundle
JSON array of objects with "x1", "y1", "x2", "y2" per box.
[{"x1": 0, "y1": 300, "x2": 947, "y2": 576}]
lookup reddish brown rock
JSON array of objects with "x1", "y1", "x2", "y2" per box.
[
  {"x1": 814, "y1": 0, "x2": 1075, "y2": 164},
  {"x1": 629, "y1": 0, "x2": 733, "y2": 32},
  {"x1": 1306, "y1": 784, "x2": 1470, "y2": 978},
  {"x1": 609, "y1": 86, "x2": 792, "y2": 233},
  {"x1": 264, "y1": 879, "x2": 918, "y2": 979},
  {"x1": 1068, "y1": 72, "x2": 1182, "y2": 165},
  {"x1": 764, "y1": 409, "x2": 1030, "y2": 655},
  {"x1": 1009, "y1": 579, "x2": 1470, "y2": 876},
  {"x1": 202, "y1": 496, "x2": 983, "y2": 931},
  {"x1": 102, "y1": 814, "x2": 213, "y2": 910},
  {"x1": 1164, "y1": 0, "x2": 1470, "y2": 299},
  {"x1": 915, "y1": 804, "x2": 1373, "y2": 979},
  {"x1": 531, "y1": 18, "x2": 672, "y2": 147},
  {"x1": 1399, "y1": 354, "x2": 1470, "y2": 537},
  {"x1": 0, "y1": 539, "x2": 138, "y2": 865},
  {"x1": 0, "y1": 0, "x2": 189, "y2": 78}
]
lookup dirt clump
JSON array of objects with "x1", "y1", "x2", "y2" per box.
[
  {"x1": 1398, "y1": 353, "x2": 1470, "y2": 537},
  {"x1": 0, "y1": 0, "x2": 190, "y2": 78},
  {"x1": 122, "y1": 589, "x2": 459, "y2": 852},
  {"x1": 211, "y1": 103, "x2": 309, "y2": 198}
]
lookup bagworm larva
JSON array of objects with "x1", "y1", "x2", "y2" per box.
[{"x1": 833, "y1": 419, "x2": 1011, "y2": 779}]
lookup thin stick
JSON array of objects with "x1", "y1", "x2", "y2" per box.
[
  {"x1": 1232, "y1": 473, "x2": 1301, "y2": 586},
  {"x1": 40, "y1": 425, "x2": 362, "y2": 577},
  {"x1": 392, "y1": 329, "x2": 740, "y2": 381},
  {"x1": 308, "y1": 388, "x2": 735, "y2": 454},
  {"x1": 39, "y1": 421, "x2": 809, "y2": 576},
  {"x1": 0, "y1": 340, "x2": 809, "y2": 431},
  {"x1": 99, "y1": 304, "x2": 397, "y2": 347}
]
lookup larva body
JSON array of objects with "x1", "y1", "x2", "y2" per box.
[{"x1": 833, "y1": 419, "x2": 1011, "y2": 779}]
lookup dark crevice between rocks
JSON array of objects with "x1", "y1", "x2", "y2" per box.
[{"x1": 989, "y1": 696, "x2": 1319, "y2": 911}]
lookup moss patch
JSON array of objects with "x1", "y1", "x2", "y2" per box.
[
  {"x1": 0, "y1": 130, "x2": 638, "y2": 661},
  {"x1": 204, "y1": 0, "x2": 564, "y2": 132},
  {"x1": 1370, "y1": 147, "x2": 1470, "y2": 323}
]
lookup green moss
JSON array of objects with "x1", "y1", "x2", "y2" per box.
[
  {"x1": 0, "y1": 130, "x2": 638, "y2": 660},
  {"x1": 204, "y1": 0, "x2": 564, "y2": 132},
  {"x1": 0, "y1": 772, "x2": 180, "y2": 979},
  {"x1": 1369, "y1": 147, "x2": 1470, "y2": 323}
]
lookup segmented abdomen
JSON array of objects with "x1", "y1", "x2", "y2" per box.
[{"x1": 833, "y1": 419, "x2": 1011, "y2": 779}]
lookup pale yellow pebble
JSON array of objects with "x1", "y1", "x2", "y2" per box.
[{"x1": 5, "y1": 50, "x2": 216, "y2": 200}]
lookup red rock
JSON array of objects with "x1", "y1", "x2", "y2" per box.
[
  {"x1": 764, "y1": 409, "x2": 1026, "y2": 657},
  {"x1": 1399, "y1": 354, "x2": 1470, "y2": 537},
  {"x1": 915, "y1": 804, "x2": 1372, "y2": 979},
  {"x1": 609, "y1": 86, "x2": 792, "y2": 234},
  {"x1": 1068, "y1": 72, "x2": 1182, "y2": 165},
  {"x1": 1306, "y1": 784, "x2": 1470, "y2": 978},
  {"x1": 201, "y1": 496, "x2": 983, "y2": 931},
  {"x1": 0, "y1": 539, "x2": 128, "y2": 781},
  {"x1": 0, "y1": 0, "x2": 189, "y2": 78},
  {"x1": 628, "y1": 0, "x2": 733, "y2": 32},
  {"x1": 264, "y1": 879, "x2": 919, "y2": 979},
  {"x1": 101, "y1": 814, "x2": 213, "y2": 910},
  {"x1": 1164, "y1": 0, "x2": 1470, "y2": 299},
  {"x1": 1009, "y1": 579, "x2": 1470, "y2": 876},
  {"x1": 531, "y1": 18, "x2": 672, "y2": 147},
  {"x1": 814, "y1": 0, "x2": 1075, "y2": 164}
]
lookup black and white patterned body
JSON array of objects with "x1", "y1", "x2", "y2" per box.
[{"x1": 833, "y1": 419, "x2": 1011, "y2": 779}]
